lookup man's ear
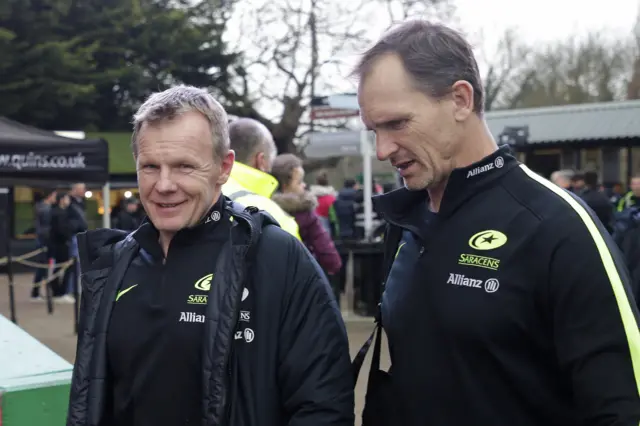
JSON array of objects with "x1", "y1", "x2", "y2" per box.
[
  {"x1": 451, "y1": 80, "x2": 474, "y2": 122},
  {"x1": 255, "y1": 151, "x2": 267, "y2": 172},
  {"x1": 217, "y1": 150, "x2": 235, "y2": 185}
]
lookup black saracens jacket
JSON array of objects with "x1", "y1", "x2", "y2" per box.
[
  {"x1": 370, "y1": 146, "x2": 640, "y2": 426},
  {"x1": 66, "y1": 199, "x2": 354, "y2": 426}
]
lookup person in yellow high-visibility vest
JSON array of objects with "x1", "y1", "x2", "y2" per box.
[{"x1": 223, "y1": 118, "x2": 301, "y2": 240}]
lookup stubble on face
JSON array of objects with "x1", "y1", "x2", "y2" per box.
[{"x1": 358, "y1": 53, "x2": 459, "y2": 192}]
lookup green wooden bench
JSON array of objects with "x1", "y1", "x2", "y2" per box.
[{"x1": 0, "y1": 315, "x2": 73, "y2": 425}]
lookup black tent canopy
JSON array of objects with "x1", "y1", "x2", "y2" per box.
[
  {"x1": 0, "y1": 116, "x2": 109, "y2": 185},
  {"x1": 0, "y1": 117, "x2": 110, "y2": 325}
]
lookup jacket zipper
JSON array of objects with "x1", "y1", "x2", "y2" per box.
[{"x1": 221, "y1": 209, "x2": 255, "y2": 425}]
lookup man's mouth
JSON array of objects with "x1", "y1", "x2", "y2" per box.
[
  {"x1": 395, "y1": 160, "x2": 415, "y2": 171},
  {"x1": 156, "y1": 202, "x2": 185, "y2": 208}
]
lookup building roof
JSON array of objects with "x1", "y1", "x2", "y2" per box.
[{"x1": 485, "y1": 100, "x2": 640, "y2": 144}]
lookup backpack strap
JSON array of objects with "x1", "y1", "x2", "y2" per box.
[{"x1": 352, "y1": 223, "x2": 403, "y2": 383}]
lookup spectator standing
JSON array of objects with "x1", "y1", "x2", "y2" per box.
[
  {"x1": 113, "y1": 198, "x2": 141, "y2": 231},
  {"x1": 31, "y1": 188, "x2": 56, "y2": 300},
  {"x1": 49, "y1": 193, "x2": 74, "y2": 303},
  {"x1": 550, "y1": 169, "x2": 574, "y2": 191},
  {"x1": 222, "y1": 118, "x2": 300, "y2": 239},
  {"x1": 271, "y1": 154, "x2": 342, "y2": 276},
  {"x1": 66, "y1": 183, "x2": 87, "y2": 296},
  {"x1": 309, "y1": 171, "x2": 337, "y2": 235},
  {"x1": 331, "y1": 179, "x2": 362, "y2": 240},
  {"x1": 580, "y1": 171, "x2": 614, "y2": 233},
  {"x1": 618, "y1": 175, "x2": 640, "y2": 212},
  {"x1": 570, "y1": 172, "x2": 586, "y2": 195}
]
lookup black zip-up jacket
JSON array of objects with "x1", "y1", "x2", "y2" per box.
[
  {"x1": 66, "y1": 200, "x2": 354, "y2": 426},
  {"x1": 373, "y1": 146, "x2": 640, "y2": 426}
]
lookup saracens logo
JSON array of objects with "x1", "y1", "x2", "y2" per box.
[
  {"x1": 468, "y1": 230, "x2": 508, "y2": 251},
  {"x1": 194, "y1": 273, "x2": 214, "y2": 291}
]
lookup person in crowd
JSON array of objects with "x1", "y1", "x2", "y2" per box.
[
  {"x1": 612, "y1": 202, "x2": 640, "y2": 305},
  {"x1": 579, "y1": 170, "x2": 614, "y2": 233},
  {"x1": 221, "y1": 117, "x2": 300, "y2": 239},
  {"x1": 618, "y1": 175, "x2": 640, "y2": 212},
  {"x1": 330, "y1": 178, "x2": 362, "y2": 240},
  {"x1": 609, "y1": 181, "x2": 625, "y2": 206},
  {"x1": 271, "y1": 154, "x2": 342, "y2": 276},
  {"x1": 355, "y1": 19, "x2": 640, "y2": 425},
  {"x1": 31, "y1": 188, "x2": 57, "y2": 300},
  {"x1": 309, "y1": 170, "x2": 337, "y2": 235},
  {"x1": 113, "y1": 197, "x2": 141, "y2": 231},
  {"x1": 550, "y1": 169, "x2": 574, "y2": 191},
  {"x1": 67, "y1": 183, "x2": 87, "y2": 235},
  {"x1": 67, "y1": 85, "x2": 354, "y2": 426},
  {"x1": 65, "y1": 182, "x2": 87, "y2": 296},
  {"x1": 570, "y1": 171, "x2": 585, "y2": 194},
  {"x1": 48, "y1": 192, "x2": 74, "y2": 304}
]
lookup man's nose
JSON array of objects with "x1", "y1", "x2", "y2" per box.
[
  {"x1": 155, "y1": 167, "x2": 177, "y2": 192},
  {"x1": 376, "y1": 134, "x2": 398, "y2": 162}
]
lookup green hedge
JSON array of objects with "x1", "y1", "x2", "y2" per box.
[{"x1": 86, "y1": 132, "x2": 135, "y2": 174}]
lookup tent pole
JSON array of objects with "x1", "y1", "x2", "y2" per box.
[
  {"x1": 102, "y1": 182, "x2": 111, "y2": 229},
  {"x1": 0, "y1": 187, "x2": 16, "y2": 323},
  {"x1": 361, "y1": 130, "x2": 373, "y2": 241}
]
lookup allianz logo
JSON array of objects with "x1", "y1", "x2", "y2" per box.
[
  {"x1": 447, "y1": 273, "x2": 500, "y2": 293},
  {"x1": 179, "y1": 312, "x2": 205, "y2": 323},
  {"x1": 466, "y1": 156, "x2": 504, "y2": 179}
]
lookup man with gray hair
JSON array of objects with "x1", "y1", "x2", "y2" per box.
[
  {"x1": 223, "y1": 117, "x2": 301, "y2": 239},
  {"x1": 550, "y1": 169, "x2": 575, "y2": 191},
  {"x1": 353, "y1": 20, "x2": 640, "y2": 426},
  {"x1": 67, "y1": 85, "x2": 354, "y2": 426}
]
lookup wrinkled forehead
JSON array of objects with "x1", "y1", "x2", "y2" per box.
[{"x1": 357, "y1": 55, "x2": 420, "y2": 128}]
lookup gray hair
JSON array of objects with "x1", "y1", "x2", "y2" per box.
[
  {"x1": 353, "y1": 20, "x2": 485, "y2": 115},
  {"x1": 228, "y1": 118, "x2": 276, "y2": 165},
  {"x1": 131, "y1": 85, "x2": 230, "y2": 160},
  {"x1": 550, "y1": 169, "x2": 575, "y2": 182}
]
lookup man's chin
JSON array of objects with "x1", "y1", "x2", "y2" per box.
[
  {"x1": 403, "y1": 177, "x2": 429, "y2": 191},
  {"x1": 151, "y1": 217, "x2": 187, "y2": 233}
]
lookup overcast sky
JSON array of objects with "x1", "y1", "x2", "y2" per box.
[
  {"x1": 224, "y1": 0, "x2": 639, "y2": 117},
  {"x1": 456, "y1": 0, "x2": 638, "y2": 47}
]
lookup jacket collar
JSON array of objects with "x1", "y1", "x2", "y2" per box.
[
  {"x1": 374, "y1": 145, "x2": 519, "y2": 224},
  {"x1": 228, "y1": 161, "x2": 279, "y2": 198}
]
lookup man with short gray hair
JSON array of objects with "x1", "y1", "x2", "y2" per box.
[
  {"x1": 353, "y1": 20, "x2": 640, "y2": 426},
  {"x1": 223, "y1": 117, "x2": 301, "y2": 239},
  {"x1": 68, "y1": 85, "x2": 354, "y2": 426},
  {"x1": 550, "y1": 169, "x2": 575, "y2": 191}
]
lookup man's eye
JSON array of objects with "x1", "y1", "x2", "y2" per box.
[
  {"x1": 142, "y1": 164, "x2": 158, "y2": 170},
  {"x1": 388, "y1": 120, "x2": 407, "y2": 130},
  {"x1": 179, "y1": 164, "x2": 194, "y2": 171}
]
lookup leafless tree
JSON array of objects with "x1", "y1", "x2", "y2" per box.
[
  {"x1": 220, "y1": 0, "x2": 456, "y2": 161},
  {"x1": 511, "y1": 32, "x2": 631, "y2": 108},
  {"x1": 479, "y1": 29, "x2": 535, "y2": 111},
  {"x1": 220, "y1": 0, "x2": 369, "y2": 155}
]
